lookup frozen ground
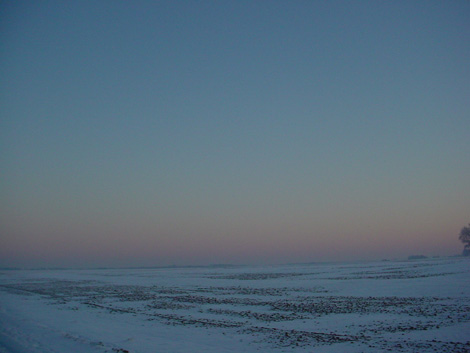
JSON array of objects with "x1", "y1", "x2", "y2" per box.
[{"x1": 0, "y1": 257, "x2": 469, "y2": 352}]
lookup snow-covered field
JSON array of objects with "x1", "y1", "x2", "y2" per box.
[{"x1": 1, "y1": 257, "x2": 469, "y2": 353}]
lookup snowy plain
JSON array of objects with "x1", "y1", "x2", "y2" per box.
[{"x1": 0, "y1": 257, "x2": 469, "y2": 353}]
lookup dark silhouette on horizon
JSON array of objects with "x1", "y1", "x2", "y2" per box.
[{"x1": 459, "y1": 223, "x2": 470, "y2": 256}]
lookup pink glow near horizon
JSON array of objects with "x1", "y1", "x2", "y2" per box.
[{"x1": 1, "y1": 2, "x2": 469, "y2": 268}]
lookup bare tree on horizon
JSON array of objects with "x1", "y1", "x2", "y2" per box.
[{"x1": 459, "y1": 223, "x2": 470, "y2": 256}]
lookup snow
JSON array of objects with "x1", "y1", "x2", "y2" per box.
[{"x1": 1, "y1": 257, "x2": 469, "y2": 352}]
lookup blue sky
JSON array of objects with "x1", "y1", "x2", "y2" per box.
[{"x1": 1, "y1": 1, "x2": 469, "y2": 267}]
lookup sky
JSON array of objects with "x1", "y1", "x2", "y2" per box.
[{"x1": 1, "y1": 1, "x2": 469, "y2": 268}]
